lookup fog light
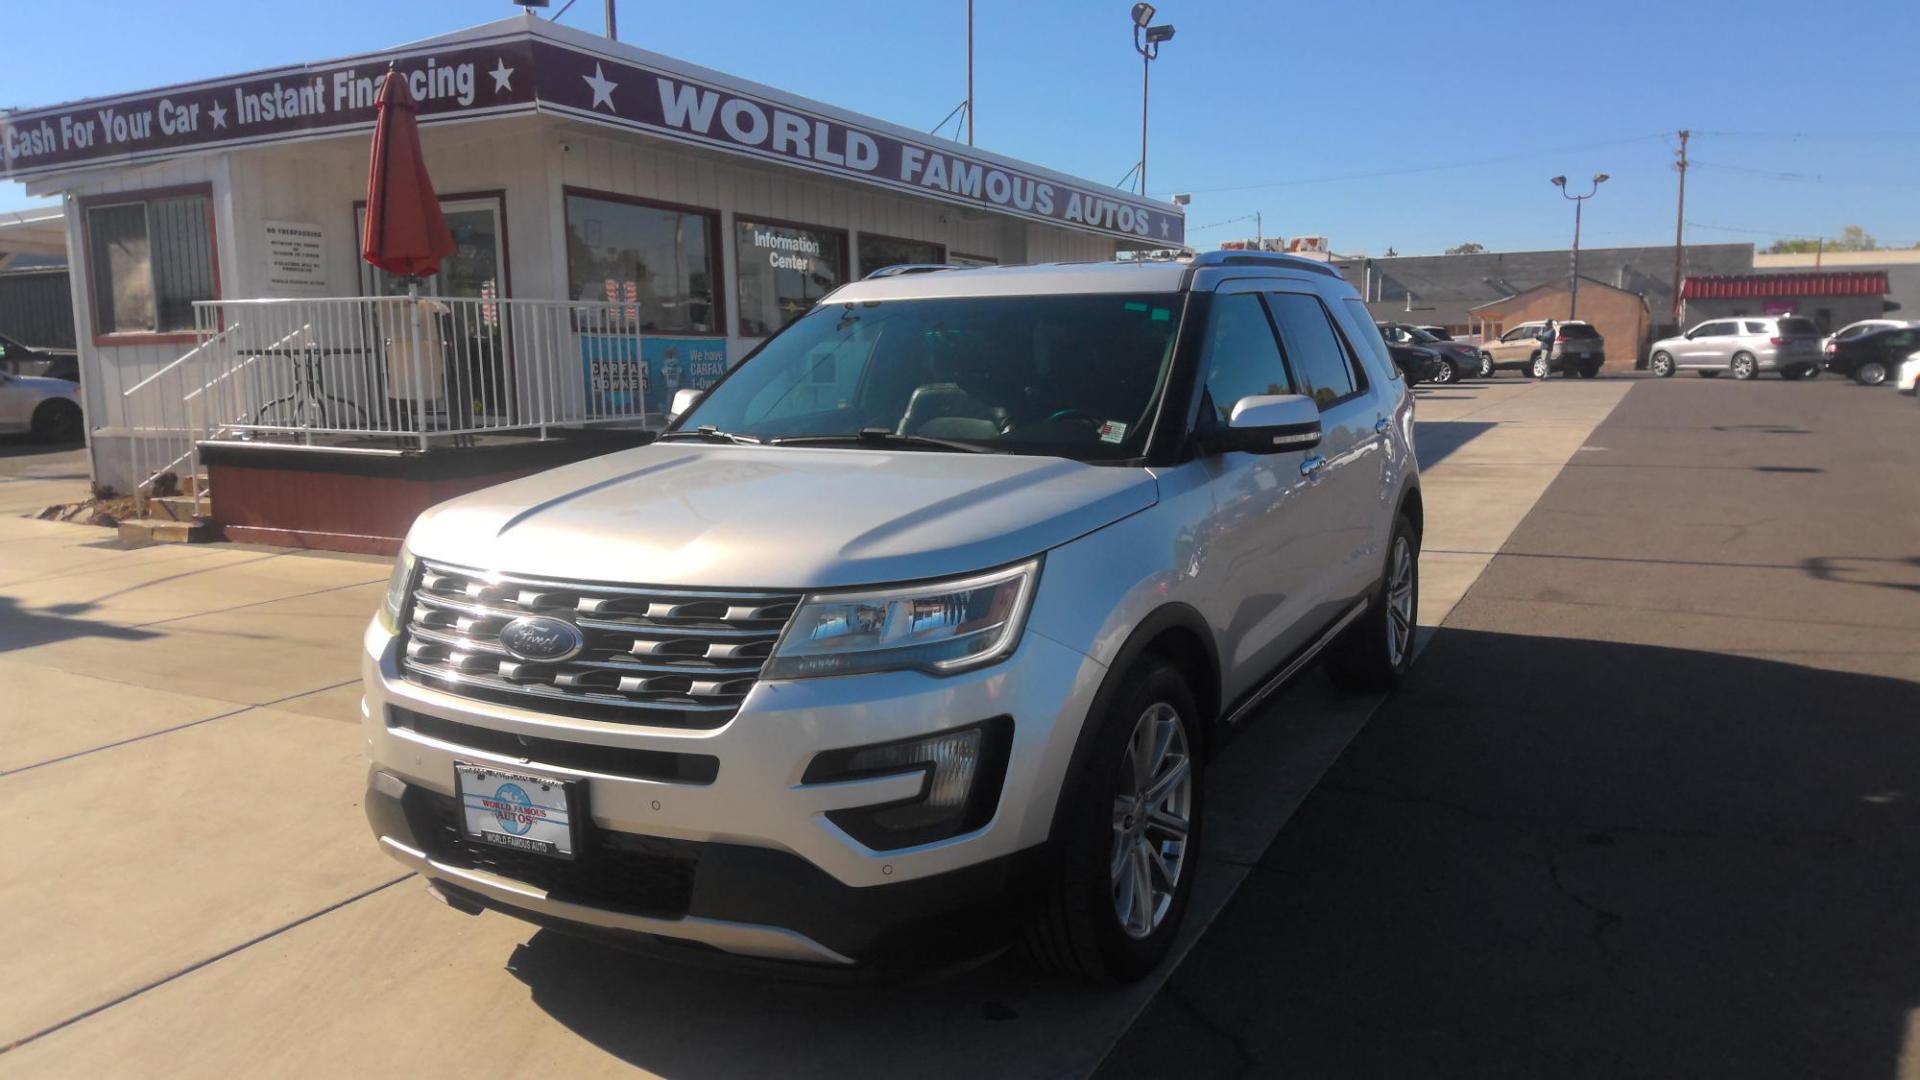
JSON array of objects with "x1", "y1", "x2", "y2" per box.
[{"x1": 803, "y1": 719, "x2": 1013, "y2": 851}]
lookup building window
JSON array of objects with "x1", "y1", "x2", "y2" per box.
[
  {"x1": 564, "y1": 191, "x2": 719, "y2": 334},
  {"x1": 358, "y1": 195, "x2": 507, "y2": 300},
  {"x1": 858, "y1": 233, "x2": 944, "y2": 278},
  {"x1": 86, "y1": 191, "x2": 216, "y2": 336},
  {"x1": 734, "y1": 218, "x2": 848, "y2": 337}
]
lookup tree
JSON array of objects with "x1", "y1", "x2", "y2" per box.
[
  {"x1": 1766, "y1": 224, "x2": 1880, "y2": 255},
  {"x1": 1445, "y1": 242, "x2": 1486, "y2": 255}
]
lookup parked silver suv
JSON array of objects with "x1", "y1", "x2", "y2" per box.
[
  {"x1": 1648, "y1": 316, "x2": 1824, "y2": 380},
  {"x1": 360, "y1": 251, "x2": 1423, "y2": 981}
]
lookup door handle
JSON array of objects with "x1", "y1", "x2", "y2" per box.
[
  {"x1": 1374, "y1": 418, "x2": 1392, "y2": 436},
  {"x1": 1299, "y1": 455, "x2": 1327, "y2": 479}
]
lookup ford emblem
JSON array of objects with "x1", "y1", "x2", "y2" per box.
[{"x1": 498, "y1": 616, "x2": 586, "y2": 663}]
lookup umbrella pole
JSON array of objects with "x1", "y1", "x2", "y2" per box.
[{"x1": 409, "y1": 277, "x2": 429, "y2": 452}]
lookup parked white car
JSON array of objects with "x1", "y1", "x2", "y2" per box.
[
  {"x1": 1647, "y1": 316, "x2": 1824, "y2": 380},
  {"x1": 1896, "y1": 352, "x2": 1920, "y2": 395},
  {"x1": 0, "y1": 369, "x2": 82, "y2": 440}
]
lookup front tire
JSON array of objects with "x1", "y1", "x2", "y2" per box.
[
  {"x1": 1855, "y1": 360, "x2": 1889, "y2": 386},
  {"x1": 1024, "y1": 663, "x2": 1202, "y2": 982},
  {"x1": 1651, "y1": 352, "x2": 1675, "y2": 377},
  {"x1": 1325, "y1": 513, "x2": 1420, "y2": 692},
  {"x1": 30, "y1": 399, "x2": 82, "y2": 442}
]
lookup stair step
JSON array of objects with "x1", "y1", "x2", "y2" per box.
[
  {"x1": 149, "y1": 495, "x2": 212, "y2": 523},
  {"x1": 118, "y1": 518, "x2": 219, "y2": 546}
]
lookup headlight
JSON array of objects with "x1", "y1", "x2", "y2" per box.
[
  {"x1": 377, "y1": 548, "x2": 416, "y2": 634},
  {"x1": 764, "y1": 559, "x2": 1040, "y2": 680}
]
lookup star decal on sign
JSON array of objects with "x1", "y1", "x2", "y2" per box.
[
  {"x1": 208, "y1": 101, "x2": 228, "y2": 129},
  {"x1": 1158, "y1": 218, "x2": 1170, "y2": 239},
  {"x1": 583, "y1": 64, "x2": 618, "y2": 111},
  {"x1": 489, "y1": 58, "x2": 514, "y2": 94}
]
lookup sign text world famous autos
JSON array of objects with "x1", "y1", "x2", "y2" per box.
[{"x1": 0, "y1": 32, "x2": 1179, "y2": 246}]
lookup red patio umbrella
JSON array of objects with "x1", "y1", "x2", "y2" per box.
[{"x1": 361, "y1": 67, "x2": 454, "y2": 282}]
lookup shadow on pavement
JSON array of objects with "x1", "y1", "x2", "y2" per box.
[
  {"x1": 0, "y1": 596, "x2": 158, "y2": 653},
  {"x1": 1414, "y1": 421, "x2": 1498, "y2": 469},
  {"x1": 1098, "y1": 628, "x2": 1920, "y2": 1079},
  {"x1": 0, "y1": 434, "x2": 84, "y2": 460}
]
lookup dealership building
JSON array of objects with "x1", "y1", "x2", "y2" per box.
[{"x1": 0, "y1": 14, "x2": 1183, "y2": 546}]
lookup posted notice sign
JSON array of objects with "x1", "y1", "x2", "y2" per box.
[{"x1": 263, "y1": 220, "x2": 326, "y2": 294}]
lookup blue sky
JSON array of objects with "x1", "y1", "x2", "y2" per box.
[{"x1": 4, "y1": 0, "x2": 1917, "y2": 255}]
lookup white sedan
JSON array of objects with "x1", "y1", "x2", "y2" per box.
[
  {"x1": 0, "y1": 369, "x2": 82, "y2": 440},
  {"x1": 1897, "y1": 352, "x2": 1920, "y2": 395}
]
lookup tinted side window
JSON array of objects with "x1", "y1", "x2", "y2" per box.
[
  {"x1": 1696, "y1": 321, "x2": 1733, "y2": 337},
  {"x1": 1777, "y1": 317, "x2": 1820, "y2": 336},
  {"x1": 1268, "y1": 292, "x2": 1358, "y2": 408},
  {"x1": 1345, "y1": 300, "x2": 1400, "y2": 382},
  {"x1": 1200, "y1": 293, "x2": 1293, "y2": 424}
]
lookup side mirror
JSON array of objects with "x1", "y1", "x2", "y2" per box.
[
  {"x1": 1205, "y1": 394, "x2": 1322, "y2": 455},
  {"x1": 668, "y1": 387, "x2": 703, "y2": 421}
]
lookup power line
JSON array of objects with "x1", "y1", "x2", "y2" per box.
[
  {"x1": 1692, "y1": 160, "x2": 1920, "y2": 187},
  {"x1": 1694, "y1": 129, "x2": 1920, "y2": 139},
  {"x1": 1175, "y1": 133, "x2": 1670, "y2": 195},
  {"x1": 1687, "y1": 220, "x2": 1917, "y2": 247}
]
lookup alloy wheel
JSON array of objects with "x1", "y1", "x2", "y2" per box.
[
  {"x1": 1432, "y1": 361, "x2": 1457, "y2": 384},
  {"x1": 1732, "y1": 353, "x2": 1757, "y2": 380},
  {"x1": 1478, "y1": 354, "x2": 1494, "y2": 378},
  {"x1": 1385, "y1": 534, "x2": 1415, "y2": 667},
  {"x1": 1858, "y1": 361, "x2": 1888, "y2": 386},
  {"x1": 1111, "y1": 702, "x2": 1193, "y2": 941},
  {"x1": 1531, "y1": 355, "x2": 1550, "y2": 379},
  {"x1": 1652, "y1": 353, "x2": 1674, "y2": 377}
]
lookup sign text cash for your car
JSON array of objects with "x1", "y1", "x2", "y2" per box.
[{"x1": 0, "y1": 31, "x2": 1184, "y2": 245}]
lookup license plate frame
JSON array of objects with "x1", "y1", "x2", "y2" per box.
[{"x1": 454, "y1": 763, "x2": 582, "y2": 860}]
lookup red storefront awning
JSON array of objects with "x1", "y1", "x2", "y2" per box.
[{"x1": 1681, "y1": 271, "x2": 1889, "y2": 300}]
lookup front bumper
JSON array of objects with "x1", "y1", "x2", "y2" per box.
[{"x1": 359, "y1": 616, "x2": 1105, "y2": 967}]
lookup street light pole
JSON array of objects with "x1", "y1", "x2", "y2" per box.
[
  {"x1": 1131, "y1": 4, "x2": 1174, "y2": 198},
  {"x1": 1552, "y1": 173, "x2": 1608, "y2": 320}
]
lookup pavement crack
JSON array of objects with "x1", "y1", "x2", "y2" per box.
[
  {"x1": 1159, "y1": 979, "x2": 1260, "y2": 1077},
  {"x1": 1545, "y1": 853, "x2": 1624, "y2": 952}
]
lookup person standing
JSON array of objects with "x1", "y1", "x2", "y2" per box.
[{"x1": 1535, "y1": 319, "x2": 1559, "y2": 377}]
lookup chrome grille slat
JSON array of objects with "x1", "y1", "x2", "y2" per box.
[{"x1": 401, "y1": 560, "x2": 800, "y2": 726}]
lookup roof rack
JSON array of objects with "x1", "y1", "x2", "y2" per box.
[
  {"x1": 862, "y1": 263, "x2": 965, "y2": 280},
  {"x1": 1187, "y1": 249, "x2": 1341, "y2": 280}
]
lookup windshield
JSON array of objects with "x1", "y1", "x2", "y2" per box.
[{"x1": 676, "y1": 292, "x2": 1185, "y2": 461}]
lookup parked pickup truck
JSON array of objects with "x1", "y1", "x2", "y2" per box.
[{"x1": 360, "y1": 251, "x2": 1424, "y2": 982}]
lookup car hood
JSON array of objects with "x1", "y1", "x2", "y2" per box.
[
  {"x1": 3, "y1": 374, "x2": 78, "y2": 397},
  {"x1": 407, "y1": 442, "x2": 1159, "y2": 589},
  {"x1": 1650, "y1": 335, "x2": 1690, "y2": 353}
]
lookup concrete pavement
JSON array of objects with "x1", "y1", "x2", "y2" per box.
[{"x1": 0, "y1": 379, "x2": 1630, "y2": 1078}]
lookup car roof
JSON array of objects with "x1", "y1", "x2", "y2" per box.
[{"x1": 826, "y1": 250, "x2": 1341, "y2": 303}]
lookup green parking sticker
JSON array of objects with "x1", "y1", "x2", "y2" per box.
[
  {"x1": 1124, "y1": 302, "x2": 1148, "y2": 312},
  {"x1": 1151, "y1": 308, "x2": 1170, "y2": 321}
]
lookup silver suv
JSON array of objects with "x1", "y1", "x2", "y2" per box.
[
  {"x1": 360, "y1": 251, "x2": 1423, "y2": 981},
  {"x1": 1648, "y1": 316, "x2": 1824, "y2": 380}
]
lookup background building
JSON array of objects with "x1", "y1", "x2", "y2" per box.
[{"x1": 1466, "y1": 276, "x2": 1649, "y2": 366}]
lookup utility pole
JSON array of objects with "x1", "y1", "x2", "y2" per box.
[
  {"x1": 605, "y1": 0, "x2": 617, "y2": 40},
  {"x1": 1669, "y1": 129, "x2": 1689, "y2": 331},
  {"x1": 1139, "y1": 52, "x2": 1150, "y2": 195},
  {"x1": 966, "y1": 0, "x2": 975, "y2": 145}
]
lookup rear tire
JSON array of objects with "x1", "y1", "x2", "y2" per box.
[
  {"x1": 1431, "y1": 360, "x2": 1458, "y2": 385},
  {"x1": 1324, "y1": 513, "x2": 1420, "y2": 692},
  {"x1": 1530, "y1": 353, "x2": 1550, "y2": 379},
  {"x1": 1578, "y1": 363, "x2": 1600, "y2": 379},
  {"x1": 1780, "y1": 365, "x2": 1805, "y2": 381},
  {"x1": 1478, "y1": 353, "x2": 1495, "y2": 378},
  {"x1": 1024, "y1": 662, "x2": 1202, "y2": 983},
  {"x1": 1651, "y1": 352, "x2": 1675, "y2": 377},
  {"x1": 1855, "y1": 360, "x2": 1888, "y2": 386},
  {"x1": 1731, "y1": 352, "x2": 1758, "y2": 380},
  {"x1": 30, "y1": 399, "x2": 81, "y2": 442}
]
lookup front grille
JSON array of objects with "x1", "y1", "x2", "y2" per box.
[
  {"x1": 402, "y1": 786, "x2": 698, "y2": 919},
  {"x1": 401, "y1": 560, "x2": 799, "y2": 726}
]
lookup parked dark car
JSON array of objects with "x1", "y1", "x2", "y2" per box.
[
  {"x1": 1824, "y1": 324, "x2": 1919, "y2": 386},
  {"x1": 1380, "y1": 322, "x2": 1477, "y2": 384},
  {"x1": 0, "y1": 332, "x2": 79, "y2": 383},
  {"x1": 1386, "y1": 341, "x2": 1442, "y2": 384}
]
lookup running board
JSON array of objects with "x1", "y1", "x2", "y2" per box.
[{"x1": 1222, "y1": 597, "x2": 1370, "y2": 727}]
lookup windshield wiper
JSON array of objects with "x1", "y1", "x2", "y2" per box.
[
  {"x1": 658, "y1": 425, "x2": 762, "y2": 445},
  {"x1": 770, "y1": 427, "x2": 997, "y2": 454}
]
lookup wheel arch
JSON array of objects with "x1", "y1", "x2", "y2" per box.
[{"x1": 1041, "y1": 603, "x2": 1221, "y2": 841}]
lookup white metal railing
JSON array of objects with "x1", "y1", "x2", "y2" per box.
[{"x1": 122, "y1": 295, "x2": 668, "y2": 516}]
